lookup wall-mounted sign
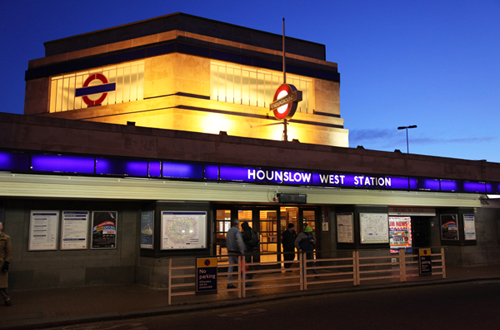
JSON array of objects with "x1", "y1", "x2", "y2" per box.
[
  {"x1": 91, "y1": 211, "x2": 118, "y2": 249},
  {"x1": 360, "y1": 213, "x2": 389, "y2": 244},
  {"x1": 2, "y1": 149, "x2": 500, "y2": 195},
  {"x1": 440, "y1": 214, "x2": 459, "y2": 240},
  {"x1": 61, "y1": 211, "x2": 89, "y2": 250},
  {"x1": 270, "y1": 83, "x2": 302, "y2": 120},
  {"x1": 161, "y1": 211, "x2": 207, "y2": 250},
  {"x1": 463, "y1": 214, "x2": 476, "y2": 240},
  {"x1": 141, "y1": 211, "x2": 154, "y2": 249},
  {"x1": 29, "y1": 211, "x2": 59, "y2": 251},
  {"x1": 337, "y1": 213, "x2": 354, "y2": 243}
]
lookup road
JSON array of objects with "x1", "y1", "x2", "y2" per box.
[{"x1": 50, "y1": 280, "x2": 500, "y2": 330}]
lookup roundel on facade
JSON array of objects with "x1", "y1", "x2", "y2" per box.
[
  {"x1": 271, "y1": 83, "x2": 302, "y2": 120},
  {"x1": 82, "y1": 73, "x2": 110, "y2": 106}
]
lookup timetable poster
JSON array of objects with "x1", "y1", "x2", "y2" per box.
[
  {"x1": 463, "y1": 214, "x2": 476, "y2": 240},
  {"x1": 91, "y1": 211, "x2": 118, "y2": 249},
  {"x1": 29, "y1": 211, "x2": 59, "y2": 251},
  {"x1": 440, "y1": 214, "x2": 459, "y2": 240},
  {"x1": 61, "y1": 211, "x2": 89, "y2": 250},
  {"x1": 337, "y1": 213, "x2": 354, "y2": 243},
  {"x1": 140, "y1": 211, "x2": 154, "y2": 249},
  {"x1": 360, "y1": 213, "x2": 389, "y2": 244}
]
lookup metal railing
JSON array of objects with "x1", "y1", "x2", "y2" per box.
[{"x1": 168, "y1": 247, "x2": 446, "y2": 305}]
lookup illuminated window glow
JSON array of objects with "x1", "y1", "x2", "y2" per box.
[
  {"x1": 49, "y1": 61, "x2": 145, "y2": 112},
  {"x1": 210, "y1": 61, "x2": 311, "y2": 113}
]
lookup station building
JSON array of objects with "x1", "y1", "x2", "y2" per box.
[{"x1": 1, "y1": 13, "x2": 499, "y2": 290}]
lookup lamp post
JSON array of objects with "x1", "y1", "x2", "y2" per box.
[{"x1": 398, "y1": 125, "x2": 417, "y2": 154}]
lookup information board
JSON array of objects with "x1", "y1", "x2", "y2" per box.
[
  {"x1": 29, "y1": 211, "x2": 59, "y2": 251},
  {"x1": 140, "y1": 211, "x2": 154, "y2": 249},
  {"x1": 463, "y1": 214, "x2": 476, "y2": 240},
  {"x1": 161, "y1": 211, "x2": 207, "y2": 250},
  {"x1": 61, "y1": 211, "x2": 89, "y2": 250},
  {"x1": 360, "y1": 213, "x2": 389, "y2": 244},
  {"x1": 337, "y1": 213, "x2": 354, "y2": 243}
]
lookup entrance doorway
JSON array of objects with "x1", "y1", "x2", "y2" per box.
[{"x1": 213, "y1": 205, "x2": 320, "y2": 263}]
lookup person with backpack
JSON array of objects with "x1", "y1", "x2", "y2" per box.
[
  {"x1": 241, "y1": 221, "x2": 259, "y2": 279},
  {"x1": 295, "y1": 225, "x2": 318, "y2": 274}
]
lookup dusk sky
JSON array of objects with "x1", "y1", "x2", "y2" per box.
[{"x1": 2, "y1": 1, "x2": 499, "y2": 163}]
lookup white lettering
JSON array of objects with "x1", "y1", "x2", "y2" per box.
[
  {"x1": 339, "y1": 175, "x2": 345, "y2": 184},
  {"x1": 256, "y1": 170, "x2": 265, "y2": 180},
  {"x1": 248, "y1": 169, "x2": 256, "y2": 180},
  {"x1": 275, "y1": 171, "x2": 283, "y2": 182},
  {"x1": 294, "y1": 172, "x2": 302, "y2": 182},
  {"x1": 320, "y1": 174, "x2": 329, "y2": 184},
  {"x1": 385, "y1": 178, "x2": 391, "y2": 187}
]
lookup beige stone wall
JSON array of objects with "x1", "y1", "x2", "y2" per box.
[{"x1": 27, "y1": 51, "x2": 347, "y2": 147}]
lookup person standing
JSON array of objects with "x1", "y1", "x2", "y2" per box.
[
  {"x1": 281, "y1": 223, "x2": 297, "y2": 269},
  {"x1": 226, "y1": 218, "x2": 246, "y2": 289},
  {"x1": 0, "y1": 222, "x2": 12, "y2": 306},
  {"x1": 295, "y1": 225, "x2": 318, "y2": 274},
  {"x1": 241, "y1": 221, "x2": 259, "y2": 278}
]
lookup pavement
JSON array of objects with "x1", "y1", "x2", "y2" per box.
[{"x1": 1, "y1": 265, "x2": 499, "y2": 330}]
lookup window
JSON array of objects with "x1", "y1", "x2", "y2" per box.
[
  {"x1": 210, "y1": 61, "x2": 312, "y2": 113},
  {"x1": 49, "y1": 60, "x2": 145, "y2": 113}
]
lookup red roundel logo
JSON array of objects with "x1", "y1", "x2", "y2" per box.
[
  {"x1": 271, "y1": 84, "x2": 301, "y2": 120},
  {"x1": 82, "y1": 73, "x2": 109, "y2": 106}
]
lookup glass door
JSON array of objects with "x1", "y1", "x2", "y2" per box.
[
  {"x1": 259, "y1": 209, "x2": 278, "y2": 262},
  {"x1": 214, "y1": 209, "x2": 231, "y2": 260}
]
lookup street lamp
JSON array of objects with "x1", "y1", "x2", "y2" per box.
[{"x1": 398, "y1": 125, "x2": 417, "y2": 154}]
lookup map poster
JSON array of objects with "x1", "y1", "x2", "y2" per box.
[
  {"x1": 61, "y1": 211, "x2": 89, "y2": 250},
  {"x1": 463, "y1": 214, "x2": 476, "y2": 240},
  {"x1": 360, "y1": 213, "x2": 389, "y2": 244},
  {"x1": 91, "y1": 211, "x2": 118, "y2": 249},
  {"x1": 161, "y1": 211, "x2": 207, "y2": 250},
  {"x1": 140, "y1": 211, "x2": 154, "y2": 249},
  {"x1": 440, "y1": 214, "x2": 459, "y2": 240},
  {"x1": 29, "y1": 210, "x2": 59, "y2": 251},
  {"x1": 337, "y1": 213, "x2": 354, "y2": 243}
]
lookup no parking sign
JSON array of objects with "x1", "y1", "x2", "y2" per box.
[{"x1": 196, "y1": 257, "x2": 218, "y2": 293}]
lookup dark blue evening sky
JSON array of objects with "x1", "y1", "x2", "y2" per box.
[{"x1": 1, "y1": 0, "x2": 499, "y2": 162}]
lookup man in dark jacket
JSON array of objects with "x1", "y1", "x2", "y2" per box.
[
  {"x1": 281, "y1": 223, "x2": 297, "y2": 269},
  {"x1": 241, "y1": 221, "x2": 258, "y2": 279}
]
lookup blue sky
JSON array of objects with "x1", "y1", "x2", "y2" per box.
[{"x1": 1, "y1": 0, "x2": 499, "y2": 162}]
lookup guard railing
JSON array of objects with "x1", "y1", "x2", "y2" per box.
[{"x1": 168, "y1": 247, "x2": 446, "y2": 305}]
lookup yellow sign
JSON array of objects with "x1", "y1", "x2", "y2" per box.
[
  {"x1": 197, "y1": 257, "x2": 218, "y2": 268},
  {"x1": 419, "y1": 248, "x2": 431, "y2": 256}
]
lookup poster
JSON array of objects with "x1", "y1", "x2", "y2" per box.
[
  {"x1": 161, "y1": 211, "x2": 207, "y2": 250},
  {"x1": 61, "y1": 211, "x2": 89, "y2": 250},
  {"x1": 360, "y1": 213, "x2": 389, "y2": 244},
  {"x1": 440, "y1": 214, "x2": 459, "y2": 240},
  {"x1": 29, "y1": 211, "x2": 59, "y2": 251},
  {"x1": 91, "y1": 211, "x2": 118, "y2": 249},
  {"x1": 389, "y1": 216, "x2": 412, "y2": 252},
  {"x1": 140, "y1": 211, "x2": 154, "y2": 249},
  {"x1": 337, "y1": 213, "x2": 354, "y2": 243},
  {"x1": 463, "y1": 214, "x2": 476, "y2": 240}
]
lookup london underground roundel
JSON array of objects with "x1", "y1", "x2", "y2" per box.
[
  {"x1": 82, "y1": 74, "x2": 109, "y2": 106},
  {"x1": 270, "y1": 83, "x2": 302, "y2": 120}
]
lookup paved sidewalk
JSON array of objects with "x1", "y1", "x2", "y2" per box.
[{"x1": 1, "y1": 265, "x2": 499, "y2": 330}]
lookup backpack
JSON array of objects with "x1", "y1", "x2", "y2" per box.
[{"x1": 248, "y1": 230, "x2": 260, "y2": 247}]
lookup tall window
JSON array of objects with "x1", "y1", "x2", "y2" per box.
[
  {"x1": 210, "y1": 61, "x2": 312, "y2": 113},
  {"x1": 49, "y1": 60, "x2": 145, "y2": 113}
]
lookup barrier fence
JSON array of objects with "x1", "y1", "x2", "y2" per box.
[{"x1": 168, "y1": 247, "x2": 446, "y2": 305}]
